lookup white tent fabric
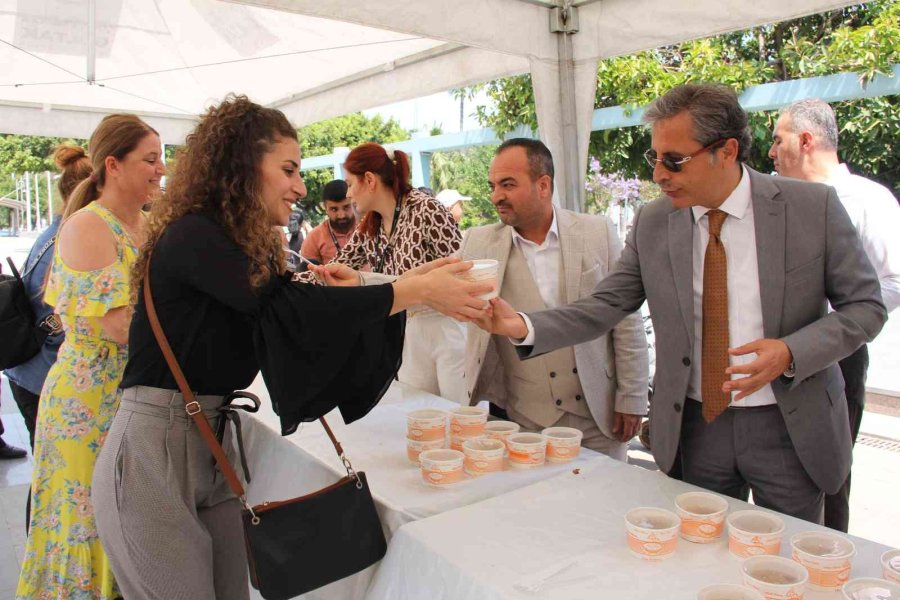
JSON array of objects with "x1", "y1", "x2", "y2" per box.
[{"x1": 1, "y1": 0, "x2": 857, "y2": 208}]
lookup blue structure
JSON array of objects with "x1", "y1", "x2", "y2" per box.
[{"x1": 301, "y1": 66, "x2": 900, "y2": 188}]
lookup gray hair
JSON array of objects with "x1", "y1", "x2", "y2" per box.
[
  {"x1": 643, "y1": 84, "x2": 752, "y2": 162},
  {"x1": 497, "y1": 138, "x2": 555, "y2": 193},
  {"x1": 781, "y1": 98, "x2": 839, "y2": 151}
]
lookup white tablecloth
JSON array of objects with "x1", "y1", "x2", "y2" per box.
[
  {"x1": 240, "y1": 377, "x2": 605, "y2": 599},
  {"x1": 365, "y1": 457, "x2": 894, "y2": 600}
]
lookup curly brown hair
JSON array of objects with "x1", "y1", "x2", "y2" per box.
[{"x1": 132, "y1": 95, "x2": 297, "y2": 295}]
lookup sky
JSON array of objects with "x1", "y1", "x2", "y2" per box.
[{"x1": 363, "y1": 89, "x2": 492, "y2": 136}]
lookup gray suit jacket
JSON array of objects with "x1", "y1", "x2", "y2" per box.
[
  {"x1": 520, "y1": 168, "x2": 887, "y2": 494},
  {"x1": 461, "y1": 208, "x2": 649, "y2": 438}
]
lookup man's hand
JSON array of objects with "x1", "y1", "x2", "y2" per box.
[
  {"x1": 308, "y1": 263, "x2": 359, "y2": 287},
  {"x1": 472, "y1": 297, "x2": 528, "y2": 339},
  {"x1": 724, "y1": 339, "x2": 793, "y2": 400},
  {"x1": 612, "y1": 412, "x2": 643, "y2": 442}
]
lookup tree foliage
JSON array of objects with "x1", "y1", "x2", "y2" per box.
[
  {"x1": 297, "y1": 113, "x2": 409, "y2": 221},
  {"x1": 0, "y1": 135, "x2": 85, "y2": 228},
  {"x1": 430, "y1": 145, "x2": 498, "y2": 229},
  {"x1": 457, "y1": 0, "x2": 900, "y2": 195}
]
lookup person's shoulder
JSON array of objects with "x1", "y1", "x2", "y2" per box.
[
  {"x1": 845, "y1": 172, "x2": 898, "y2": 205},
  {"x1": 406, "y1": 188, "x2": 445, "y2": 214},
  {"x1": 158, "y1": 212, "x2": 232, "y2": 251},
  {"x1": 56, "y1": 206, "x2": 117, "y2": 271}
]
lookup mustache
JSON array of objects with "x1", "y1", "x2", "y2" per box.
[{"x1": 494, "y1": 201, "x2": 512, "y2": 210}]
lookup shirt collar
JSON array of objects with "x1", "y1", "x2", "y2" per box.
[
  {"x1": 511, "y1": 207, "x2": 559, "y2": 249},
  {"x1": 691, "y1": 166, "x2": 751, "y2": 223}
]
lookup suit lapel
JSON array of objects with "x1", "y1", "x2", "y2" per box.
[
  {"x1": 668, "y1": 209, "x2": 694, "y2": 342},
  {"x1": 748, "y1": 168, "x2": 785, "y2": 339},
  {"x1": 557, "y1": 209, "x2": 581, "y2": 304}
]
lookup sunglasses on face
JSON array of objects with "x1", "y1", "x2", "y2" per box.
[{"x1": 643, "y1": 138, "x2": 728, "y2": 173}]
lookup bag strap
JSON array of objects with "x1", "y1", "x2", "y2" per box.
[
  {"x1": 21, "y1": 236, "x2": 57, "y2": 280},
  {"x1": 142, "y1": 257, "x2": 361, "y2": 509},
  {"x1": 143, "y1": 258, "x2": 248, "y2": 503}
]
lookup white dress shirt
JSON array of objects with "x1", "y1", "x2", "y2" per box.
[
  {"x1": 690, "y1": 167, "x2": 775, "y2": 407},
  {"x1": 825, "y1": 164, "x2": 900, "y2": 313},
  {"x1": 510, "y1": 209, "x2": 562, "y2": 308}
]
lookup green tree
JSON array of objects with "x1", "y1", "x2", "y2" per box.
[
  {"x1": 457, "y1": 0, "x2": 900, "y2": 195},
  {"x1": 297, "y1": 113, "x2": 409, "y2": 222},
  {"x1": 430, "y1": 145, "x2": 499, "y2": 229},
  {"x1": 0, "y1": 135, "x2": 85, "y2": 229}
]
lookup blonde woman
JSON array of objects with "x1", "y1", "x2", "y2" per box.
[{"x1": 16, "y1": 115, "x2": 164, "y2": 599}]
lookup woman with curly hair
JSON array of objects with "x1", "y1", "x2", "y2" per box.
[
  {"x1": 16, "y1": 116, "x2": 164, "y2": 600},
  {"x1": 90, "y1": 95, "x2": 488, "y2": 599},
  {"x1": 298, "y1": 143, "x2": 469, "y2": 403}
]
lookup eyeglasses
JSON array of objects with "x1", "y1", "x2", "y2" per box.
[{"x1": 643, "y1": 139, "x2": 728, "y2": 173}]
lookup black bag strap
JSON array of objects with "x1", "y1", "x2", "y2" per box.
[{"x1": 21, "y1": 236, "x2": 57, "y2": 280}]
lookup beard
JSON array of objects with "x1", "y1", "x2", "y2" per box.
[{"x1": 330, "y1": 217, "x2": 355, "y2": 233}]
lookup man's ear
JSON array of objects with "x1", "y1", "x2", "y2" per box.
[
  {"x1": 798, "y1": 131, "x2": 815, "y2": 152},
  {"x1": 538, "y1": 174, "x2": 553, "y2": 199}
]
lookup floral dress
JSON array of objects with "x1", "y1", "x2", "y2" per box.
[{"x1": 16, "y1": 202, "x2": 137, "y2": 600}]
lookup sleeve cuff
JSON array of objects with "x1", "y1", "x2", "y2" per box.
[{"x1": 510, "y1": 312, "x2": 535, "y2": 346}]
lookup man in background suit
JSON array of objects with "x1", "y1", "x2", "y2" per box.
[
  {"x1": 769, "y1": 98, "x2": 900, "y2": 531},
  {"x1": 478, "y1": 84, "x2": 886, "y2": 522},
  {"x1": 461, "y1": 139, "x2": 649, "y2": 460}
]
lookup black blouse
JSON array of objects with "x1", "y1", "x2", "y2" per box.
[{"x1": 122, "y1": 212, "x2": 404, "y2": 433}]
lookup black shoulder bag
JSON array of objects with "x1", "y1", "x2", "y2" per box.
[
  {"x1": 0, "y1": 239, "x2": 63, "y2": 370},
  {"x1": 143, "y1": 262, "x2": 387, "y2": 600}
]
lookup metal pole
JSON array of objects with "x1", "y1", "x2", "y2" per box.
[
  {"x1": 46, "y1": 171, "x2": 54, "y2": 220},
  {"x1": 24, "y1": 172, "x2": 32, "y2": 231},
  {"x1": 34, "y1": 172, "x2": 41, "y2": 228},
  {"x1": 556, "y1": 29, "x2": 582, "y2": 213}
]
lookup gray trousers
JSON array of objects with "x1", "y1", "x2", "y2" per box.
[
  {"x1": 680, "y1": 399, "x2": 824, "y2": 524},
  {"x1": 92, "y1": 386, "x2": 250, "y2": 600}
]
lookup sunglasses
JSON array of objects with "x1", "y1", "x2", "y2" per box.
[{"x1": 643, "y1": 138, "x2": 728, "y2": 173}]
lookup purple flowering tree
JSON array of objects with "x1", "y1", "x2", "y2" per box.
[{"x1": 584, "y1": 158, "x2": 659, "y2": 238}]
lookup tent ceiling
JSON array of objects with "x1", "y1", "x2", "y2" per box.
[{"x1": 1, "y1": 0, "x2": 857, "y2": 143}]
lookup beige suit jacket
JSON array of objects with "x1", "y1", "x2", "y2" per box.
[{"x1": 460, "y1": 208, "x2": 649, "y2": 439}]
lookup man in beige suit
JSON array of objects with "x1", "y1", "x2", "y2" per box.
[{"x1": 460, "y1": 139, "x2": 649, "y2": 460}]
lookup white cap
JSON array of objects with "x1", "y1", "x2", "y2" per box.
[{"x1": 436, "y1": 189, "x2": 472, "y2": 208}]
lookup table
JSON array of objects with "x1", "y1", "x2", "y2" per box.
[
  {"x1": 365, "y1": 457, "x2": 894, "y2": 600},
  {"x1": 240, "y1": 376, "x2": 605, "y2": 599}
]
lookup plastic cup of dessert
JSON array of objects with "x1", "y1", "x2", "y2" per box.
[
  {"x1": 449, "y1": 406, "x2": 488, "y2": 437},
  {"x1": 696, "y1": 583, "x2": 765, "y2": 600},
  {"x1": 450, "y1": 434, "x2": 486, "y2": 451},
  {"x1": 406, "y1": 436, "x2": 445, "y2": 465},
  {"x1": 456, "y1": 259, "x2": 499, "y2": 300},
  {"x1": 541, "y1": 426, "x2": 583, "y2": 463},
  {"x1": 790, "y1": 531, "x2": 856, "y2": 592},
  {"x1": 506, "y1": 432, "x2": 547, "y2": 469},
  {"x1": 882, "y1": 549, "x2": 900, "y2": 583},
  {"x1": 624, "y1": 507, "x2": 681, "y2": 561},
  {"x1": 419, "y1": 449, "x2": 465, "y2": 488},
  {"x1": 726, "y1": 510, "x2": 785, "y2": 559},
  {"x1": 461, "y1": 438, "x2": 505, "y2": 476},
  {"x1": 841, "y1": 577, "x2": 900, "y2": 600},
  {"x1": 407, "y1": 409, "x2": 447, "y2": 442},
  {"x1": 484, "y1": 420, "x2": 520, "y2": 454},
  {"x1": 675, "y1": 491, "x2": 729, "y2": 543},
  {"x1": 741, "y1": 555, "x2": 808, "y2": 600}
]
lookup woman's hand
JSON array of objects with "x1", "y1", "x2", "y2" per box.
[
  {"x1": 308, "y1": 263, "x2": 360, "y2": 287},
  {"x1": 416, "y1": 261, "x2": 494, "y2": 320},
  {"x1": 398, "y1": 256, "x2": 460, "y2": 280}
]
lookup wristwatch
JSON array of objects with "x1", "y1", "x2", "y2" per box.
[{"x1": 783, "y1": 361, "x2": 796, "y2": 379}]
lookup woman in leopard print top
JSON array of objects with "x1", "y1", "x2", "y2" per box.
[{"x1": 325, "y1": 142, "x2": 467, "y2": 403}]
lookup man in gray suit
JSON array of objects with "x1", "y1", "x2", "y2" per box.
[
  {"x1": 460, "y1": 139, "x2": 649, "y2": 460},
  {"x1": 478, "y1": 84, "x2": 887, "y2": 522}
]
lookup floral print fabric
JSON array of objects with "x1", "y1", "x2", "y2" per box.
[{"x1": 17, "y1": 202, "x2": 137, "y2": 600}]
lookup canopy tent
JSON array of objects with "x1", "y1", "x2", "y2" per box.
[{"x1": 1, "y1": 0, "x2": 859, "y2": 210}]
